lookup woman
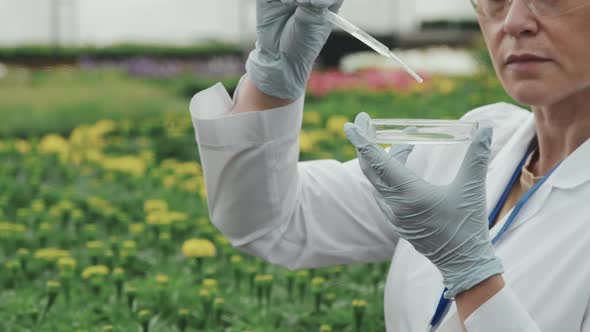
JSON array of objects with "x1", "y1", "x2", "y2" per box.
[{"x1": 189, "y1": 0, "x2": 590, "y2": 330}]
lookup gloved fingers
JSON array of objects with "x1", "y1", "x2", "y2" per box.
[
  {"x1": 292, "y1": 5, "x2": 329, "y2": 26},
  {"x1": 388, "y1": 144, "x2": 414, "y2": 165},
  {"x1": 345, "y1": 122, "x2": 418, "y2": 188},
  {"x1": 327, "y1": 0, "x2": 344, "y2": 12},
  {"x1": 269, "y1": 0, "x2": 343, "y2": 17},
  {"x1": 346, "y1": 115, "x2": 387, "y2": 186},
  {"x1": 353, "y1": 112, "x2": 415, "y2": 165},
  {"x1": 276, "y1": 0, "x2": 342, "y2": 9},
  {"x1": 353, "y1": 112, "x2": 371, "y2": 136},
  {"x1": 282, "y1": 6, "x2": 334, "y2": 64},
  {"x1": 257, "y1": 0, "x2": 297, "y2": 52},
  {"x1": 387, "y1": 127, "x2": 417, "y2": 165},
  {"x1": 353, "y1": 111, "x2": 415, "y2": 169},
  {"x1": 452, "y1": 127, "x2": 493, "y2": 190}
]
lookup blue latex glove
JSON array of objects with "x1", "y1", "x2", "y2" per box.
[
  {"x1": 245, "y1": 0, "x2": 344, "y2": 100},
  {"x1": 344, "y1": 112, "x2": 503, "y2": 299}
]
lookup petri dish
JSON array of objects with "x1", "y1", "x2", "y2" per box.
[{"x1": 368, "y1": 119, "x2": 478, "y2": 145}]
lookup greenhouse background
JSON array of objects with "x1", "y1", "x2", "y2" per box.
[
  {"x1": 0, "y1": 0, "x2": 476, "y2": 46},
  {"x1": 0, "y1": 1, "x2": 516, "y2": 331}
]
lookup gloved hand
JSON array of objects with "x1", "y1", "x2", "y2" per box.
[
  {"x1": 344, "y1": 112, "x2": 503, "y2": 299},
  {"x1": 245, "y1": 0, "x2": 344, "y2": 101}
]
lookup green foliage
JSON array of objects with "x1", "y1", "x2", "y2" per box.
[
  {"x1": 470, "y1": 35, "x2": 495, "y2": 72},
  {"x1": 0, "y1": 42, "x2": 242, "y2": 61},
  {"x1": 420, "y1": 19, "x2": 480, "y2": 30},
  {"x1": 0, "y1": 64, "x2": 518, "y2": 331},
  {"x1": 0, "y1": 67, "x2": 187, "y2": 138}
]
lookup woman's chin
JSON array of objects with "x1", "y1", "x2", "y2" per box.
[{"x1": 505, "y1": 82, "x2": 556, "y2": 107}]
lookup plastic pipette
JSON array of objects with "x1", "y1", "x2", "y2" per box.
[
  {"x1": 321, "y1": 10, "x2": 423, "y2": 83},
  {"x1": 263, "y1": 1, "x2": 423, "y2": 83}
]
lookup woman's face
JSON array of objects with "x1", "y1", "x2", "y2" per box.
[{"x1": 478, "y1": 1, "x2": 590, "y2": 107}]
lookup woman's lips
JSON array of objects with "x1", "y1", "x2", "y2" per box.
[{"x1": 504, "y1": 54, "x2": 552, "y2": 72}]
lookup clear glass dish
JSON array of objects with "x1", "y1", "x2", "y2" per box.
[{"x1": 368, "y1": 119, "x2": 478, "y2": 145}]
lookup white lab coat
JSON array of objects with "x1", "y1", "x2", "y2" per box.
[{"x1": 189, "y1": 75, "x2": 590, "y2": 332}]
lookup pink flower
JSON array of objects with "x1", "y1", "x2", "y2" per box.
[{"x1": 306, "y1": 69, "x2": 430, "y2": 97}]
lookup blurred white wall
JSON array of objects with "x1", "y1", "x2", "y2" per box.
[{"x1": 0, "y1": 0, "x2": 476, "y2": 46}]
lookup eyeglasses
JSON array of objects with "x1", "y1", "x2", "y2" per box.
[{"x1": 470, "y1": 0, "x2": 590, "y2": 18}]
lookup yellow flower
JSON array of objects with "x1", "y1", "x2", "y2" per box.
[
  {"x1": 138, "y1": 309, "x2": 151, "y2": 319},
  {"x1": 230, "y1": 255, "x2": 243, "y2": 264},
  {"x1": 112, "y1": 267, "x2": 125, "y2": 280},
  {"x1": 86, "y1": 240, "x2": 104, "y2": 250},
  {"x1": 120, "y1": 240, "x2": 137, "y2": 258},
  {"x1": 326, "y1": 115, "x2": 350, "y2": 137},
  {"x1": 39, "y1": 134, "x2": 69, "y2": 158},
  {"x1": 126, "y1": 285, "x2": 137, "y2": 295},
  {"x1": 102, "y1": 156, "x2": 146, "y2": 177},
  {"x1": 180, "y1": 178, "x2": 201, "y2": 193},
  {"x1": 155, "y1": 274, "x2": 169, "y2": 285},
  {"x1": 434, "y1": 77, "x2": 457, "y2": 95},
  {"x1": 352, "y1": 299, "x2": 368, "y2": 308},
  {"x1": 71, "y1": 209, "x2": 83, "y2": 220},
  {"x1": 46, "y1": 280, "x2": 61, "y2": 289},
  {"x1": 129, "y1": 223, "x2": 144, "y2": 235},
  {"x1": 311, "y1": 276, "x2": 326, "y2": 293},
  {"x1": 17, "y1": 248, "x2": 30, "y2": 258},
  {"x1": 15, "y1": 139, "x2": 31, "y2": 154},
  {"x1": 0, "y1": 222, "x2": 26, "y2": 239},
  {"x1": 86, "y1": 240, "x2": 105, "y2": 257},
  {"x1": 202, "y1": 278, "x2": 217, "y2": 289},
  {"x1": 254, "y1": 274, "x2": 274, "y2": 284},
  {"x1": 299, "y1": 130, "x2": 315, "y2": 153},
  {"x1": 58, "y1": 257, "x2": 77, "y2": 273},
  {"x1": 144, "y1": 199, "x2": 168, "y2": 213},
  {"x1": 308, "y1": 129, "x2": 331, "y2": 143},
  {"x1": 311, "y1": 277, "x2": 325, "y2": 287},
  {"x1": 196, "y1": 218, "x2": 209, "y2": 226},
  {"x1": 163, "y1": 175, "x2": 177, "y2": 189},
  {"x1": 320, "y1": 324, "x2": 332, "y2": 332},
  {"x1": 34, "y1": 248, "x2": 70, "y2": 262},
  {"x1": 214, "y1": 297, "x2": 225, "y2": 309},
  {"x1": 83, "y1": 224, "x2": 97, "y2": 236},
  {"x1": 146, "y1": 211, "x2": 172, "y2": 226},
  {"x1": 39, "y1": 222, "x2": 52, "y2": 233},
  {"x1": 122, "y1": 240, "x2": 137, "y2": 249},
  {"x1": 81, "y1": 265, "x2": 110, "y2": 280},
  {"x1": 31, "y1": 200, "x2": 45, "y2": 213},
  {"x1": 168, "y1": 211, "x2": 188, "y2": 223},
  {"x1": 178, "y1": 309, "x2": 190, "y2": 316},
  {"x1": 303, "y1": 111, "x2": 322, "y2": 126},
  {"x1": 199, "y1": 185, "x2": 207, "y2": 200},
  {"x1": 182, "y1": 239, "x2": 216, "y2": 258}
]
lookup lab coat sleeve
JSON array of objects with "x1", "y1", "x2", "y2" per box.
[
  {"x1": 189, "y1": 74, "x2": 400, "y2": 270},
  {"x1": 464, "y1": 285, "x2": 541, "y2": 332}
]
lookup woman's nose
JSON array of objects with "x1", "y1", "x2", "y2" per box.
[{"x1": 503, "y1": 0, "x2": 540, "y2": 37}]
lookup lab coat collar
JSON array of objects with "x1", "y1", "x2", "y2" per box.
[
  {"x1": 484, "y1": 115, "x2": 537, "y2": 218},
  {"x1": 545, "y1": 136, "x2": 590, "y2": 189}
]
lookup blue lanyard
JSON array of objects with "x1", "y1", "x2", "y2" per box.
[{"x1": 428, "y1": 138, "x2": 562, "y2": 331}]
